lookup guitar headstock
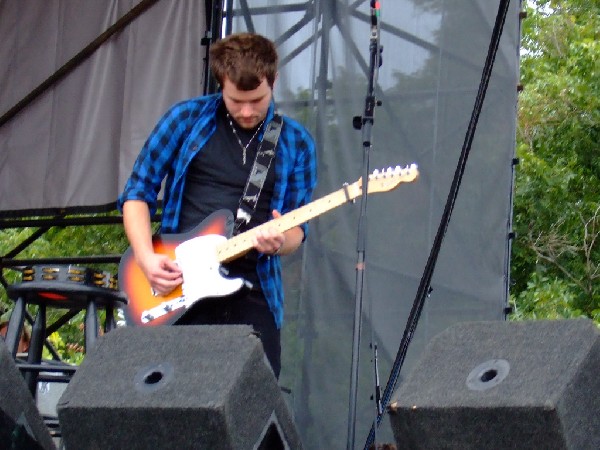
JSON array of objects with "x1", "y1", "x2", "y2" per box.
[{"x1": 364, "y1": 163, "x2": 419, "y2": 194}]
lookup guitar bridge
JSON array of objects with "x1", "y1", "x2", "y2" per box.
[{"x1": 141, "y1": 296, "x2": 187, "y2": 324}]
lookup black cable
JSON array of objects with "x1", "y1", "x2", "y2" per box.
[{"x1": 363, "y1": 0, "x2": 512, "y2": 448}]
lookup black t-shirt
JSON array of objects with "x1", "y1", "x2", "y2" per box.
[{"x1": 178, "y1": 104, "x2": 276, "y2": 285}]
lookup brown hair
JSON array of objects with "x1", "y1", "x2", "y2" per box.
[{"x1": 209, "y1": 33, "x2": 278, "y2": 90}]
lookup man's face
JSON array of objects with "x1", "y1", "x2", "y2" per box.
[{"x1": 221, "y1": 77, "x2": 273, "y2": 130}]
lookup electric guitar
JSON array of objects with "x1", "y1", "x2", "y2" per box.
[{"x1": 118, "y1": 164, "x2": 419, "y2": 326}]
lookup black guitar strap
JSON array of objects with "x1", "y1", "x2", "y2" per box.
[{"x1": 234, "y1": 114, "x2": 283, "y2": 234}]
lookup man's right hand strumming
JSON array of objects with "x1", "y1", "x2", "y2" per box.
[
  {"x1": 123, "y1": 199, "x2": 183, "y2": 296},
  {"x1": 138, "y1": 252, "x2": 183, "y2": 297}
]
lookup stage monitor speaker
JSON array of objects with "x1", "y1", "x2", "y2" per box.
[
  {"x1": 57, "y1": 325, "x2": 302, "y2": 450},
  {"x1": 0, "y1": 341, "x2": 56, "y2": 450},
  {"x1": 388, "y1": 319, "x2": 599, "y2": 450}
]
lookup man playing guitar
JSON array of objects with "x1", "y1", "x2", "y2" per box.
[{"x1": 118, "y1": 32, "x2": 318, "y2": 378}]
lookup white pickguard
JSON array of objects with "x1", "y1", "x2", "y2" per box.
[
  {"x1": 140, "y1": 234, "x2": 246, "y2": 323},
  {"x1": 176, "y1": 234, "x2": 246, "y2": 301}
]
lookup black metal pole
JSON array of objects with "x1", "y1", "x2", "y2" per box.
[{"x1": 347, "y1": 2, "x2": 382, "y2": 449}]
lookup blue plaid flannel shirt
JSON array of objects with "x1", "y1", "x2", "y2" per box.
[{"x1": 118, "y1": 94, "x2": 317, "y2": 328}]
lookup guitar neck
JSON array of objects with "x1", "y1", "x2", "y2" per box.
[
  {"x1": 216, "y1": 183, "x2": 361, "y2": 263},
  {"x1": 215, "y1": 163, "x2": 419, "y2": 263}
]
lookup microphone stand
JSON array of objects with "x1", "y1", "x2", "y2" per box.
[{"x1": 347, "y1": 2, "x2": 382, "y2": 449}]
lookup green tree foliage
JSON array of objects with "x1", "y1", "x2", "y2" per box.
[{"x1": 511, "y1": 0, "x2": 600, "y2": 324}]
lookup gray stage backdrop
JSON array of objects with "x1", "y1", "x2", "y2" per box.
[
  {"x1": 0, "y1": 0, "x2": 206, "y2": 215},
  {"x1": 0, "y1": 1, "x2": 520, "y2": 449}
]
